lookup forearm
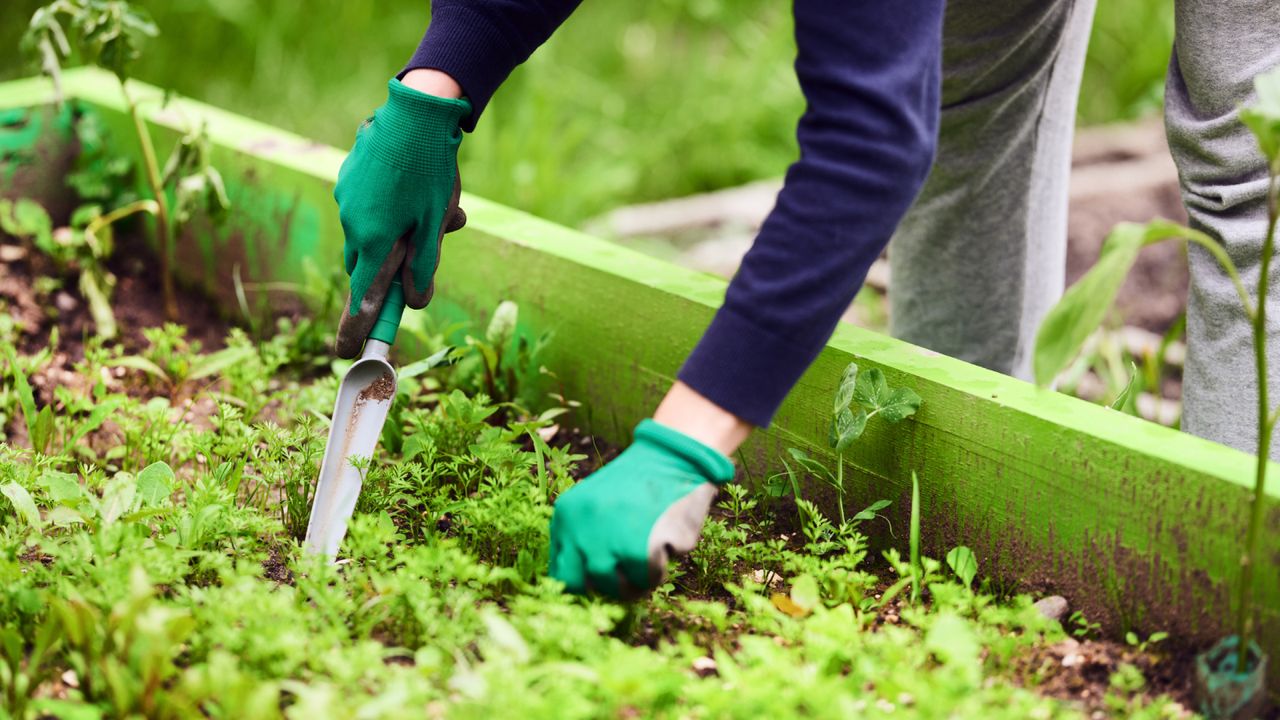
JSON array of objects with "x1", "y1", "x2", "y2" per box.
[
  {"x1": 653, "y1": 381, "x2": 753, "y2": 456},
  {"x1": 401, "y1": 68, "x2": 463, "y2": 99},
  {"x1": 677, "y1": 0, "x2": 946, "y2": 429}
]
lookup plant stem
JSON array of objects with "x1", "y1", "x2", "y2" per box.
[
  {"x1": 83, "y1": 199, "x2": 159, "y2": 252},
  {"x1": 1237, "y1": 171, "x2": 1278, "y2": 670},
  {"x1": 835, "y1": 453, "x2": 846, "y2": 525},
  {"x1": 119, "y1": 79, "x2": 177, "y2": 321}
]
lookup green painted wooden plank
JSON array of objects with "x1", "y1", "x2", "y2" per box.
[{"x1": 2, "y1": 70, "x2": 1277, "y2": 686}]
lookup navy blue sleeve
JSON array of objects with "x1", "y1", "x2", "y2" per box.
[
  {"x1": 404, "y1": 0, "x2": 583, "y2": 131},
  {"x1": 678, "y1": 1, "x2": 945, "y2": 427},
  {"x1": 407, "y1": 0, "x2": 945, "y2": 428}
]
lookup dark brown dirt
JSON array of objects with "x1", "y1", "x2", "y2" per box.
[
  {"x1": 261, "y1": 547, "x2": 296, "y2": 585},
  {"x1": 360, "y1": 373, "x2": 397, "y2": 402},
  {"x1": 1, "y1": 229, "x2": 233, "y2": 415},
  {"x1": 1013, "y1": 635, "x2": 1196, "y2": 715},
  {"x1": 2, "y1": 230, "x2": 230, "y2": 360}
]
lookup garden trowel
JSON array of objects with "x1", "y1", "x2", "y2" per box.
[{"x1": 303, "y1": 276, "x2": 405, "y2": 558}]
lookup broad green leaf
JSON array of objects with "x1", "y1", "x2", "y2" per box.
[
  {"x1": 790, "y1": 574, "x2": 820, "y2": 611},
  {"x1": 399, "y1": 346, "x2": 456, "y2": 379},
  {"x1": 402, "y1": 433, "x2": 434, "y2": 463},
  {"x1": 38, "y1": 471, "x2": 83, "y2": 505},
  {"x1": 46, "y1": 506, "x2": 86, "y2": 528},
  {"x1": 28, "y1": 699, "x2": 104, "y2": 720},
  {"x1": 1034, "y1": 221, "x2": 1193, "y2": 386},
  {"x1": 136, "y1": 462, "x2": 175, "y2": 506},
  {"x1": 109, "y1": 355, "x2": 169, "y2": 381},
  {"x1": 187, "y1": 345, "x2": 256, "y2": 381},
  {"x1": 0, "y1": 198, "x2": 53, "y2": 244},
  {"x1": 68, "y1": 397, "x2": 124, "y2": 447},
  {"x1": 785, "y1": 447, "x2": 830, "y2": 479},
  {"x1": 482, "y1": 612, "x2": 530, "y2": 664},
  {"x1": 471, "y1": 339, "x2": 499, "y2": 375},
  {"x1": 946, "y1": 546, "x2": 978, "y2": 589},
  {"x1": 538, "y1": 407, "x2": 569, "y2": 423},
  {"x1": 1, "y1": 482, "x2": 41, "y2": 528},
  {"x1": 100, "y1": 472, "x2": 138, "y2": 524},
  {"x1": 79, "y1": 272, "x2": 117, "y2": 340},
  {"x1": 31, "y1": 405, "x2": 56, "y2": 454},
  {"x1": 852, "y1": 498, "x2": 892, "y2": 522},
  {"x1": 925, "y1": 612, "x2": 980, "y2": 671},
  {"x1": 878, "y1": 387, "x2": 922, "y2": 423},
  {"x1": 485, "y1": 300, "x2": 518, "y2": 346},
  {"x1": 853, "y1": 367, "x2": 890, "y2": 409},
  {"x1": 833, "y1": 362, "x2": 857, "y2": 414},
  {"x1": 831, "y1": 407, "x2": 868, "y2": 451}
]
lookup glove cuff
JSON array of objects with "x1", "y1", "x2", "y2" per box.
[
  {"x1": 634, "y1": 419, "x2": 736, "y2": 485},
  {"x1": 364, "y1": 79, "x2": 472, "y2": 175}
]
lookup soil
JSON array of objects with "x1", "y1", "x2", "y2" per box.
[
  {"x1": 4, "y1": 231, "x2": 229, "y2": 362},
  {"x1": 0, "y1": 229, "x2": 232, "y2": 417}
]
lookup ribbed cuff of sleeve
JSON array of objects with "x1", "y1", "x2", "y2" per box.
[
  {"x1": 365, "y1": 79, "x2": 469, "y2": 175},
  {"x1": 678, "y1": 305, "x2": 833, "y2": 428},
  {"x1": 403, "y1": 4, "x2": 518, "y2": 132}
]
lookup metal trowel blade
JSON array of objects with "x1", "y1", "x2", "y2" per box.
[{"x1": 304, "y1": 341, "x2": 397, "y2": 558}]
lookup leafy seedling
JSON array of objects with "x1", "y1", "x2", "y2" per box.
[
  {"x1": 23, "y1": 0, "x2": 229, "y2": 321},
  {"x1": 946, "y1": 546, "x2": 978, "y2": 590}
]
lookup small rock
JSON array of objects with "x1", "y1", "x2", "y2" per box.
[
  {"x1": 1034, "y1": 595, "x2": 1069, "y2": 622},
  {"x1": 54, "y1": 291, "x2": 77, "y2": 313},
  {"x1": 1062, "y1": 653, "x2": 1083, "y2": 668},
  {"x1": 61, "y1": 669, "x2": 79, "y2": 688},
  {"x1": 1050, "y1": 637, "x2": 1081, "y2": 656},
  {"x1": 692, "y1": 656, "x2": 717, "y2": 677}
]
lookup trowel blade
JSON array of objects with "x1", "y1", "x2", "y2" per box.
[{"x1": 304, "y1": 352, "x2": 397, "y2": 558}]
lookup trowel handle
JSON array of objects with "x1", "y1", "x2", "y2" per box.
[{"x1": 368, "y1": 277, "x2": 406, "y2": 346}]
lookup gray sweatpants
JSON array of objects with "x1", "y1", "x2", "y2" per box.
[{"x1": 889, "y1": 0, "x2": 1280, "y2": 457}]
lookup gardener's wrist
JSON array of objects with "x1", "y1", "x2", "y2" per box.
[
  {"x1": 652, "y1": 381, "x2": 753, "y2": 456},
  {"x1": 401, "y1": 68, "x2": 464, "y2": 99}
]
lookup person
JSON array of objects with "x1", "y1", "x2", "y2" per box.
[{"x1": 332, "y1": 0, "x2": 1279, "y2": 598}]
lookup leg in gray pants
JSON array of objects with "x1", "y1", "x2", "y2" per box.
[
  {"x1": 1168, "y1": 0, "x2": 1280, "y2": 455},
  {"x1": 889, "y1": 0, "x2": 1096, "y2": 381},
  {"x1": 893, "y1": 0, "x2": 1280, "y2": 456}
]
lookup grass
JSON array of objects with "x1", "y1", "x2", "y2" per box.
[
  {"x1": 0, "y1": 0, "x2": 1174, "y2": 227},
  {"x1": 0, "y1": 287, "x2": 1192, "y2": 717}
]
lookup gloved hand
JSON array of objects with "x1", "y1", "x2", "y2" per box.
[
  {"x1": 333, "y1": 78, "x2": 471, "y2": 358},
  {"x1": 549, "y1": 419, "x2": 736, "y2": 598}
]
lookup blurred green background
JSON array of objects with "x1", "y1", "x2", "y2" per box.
[{"x1": 0, "y1": 0, "x2": 1175, "y2": 227}]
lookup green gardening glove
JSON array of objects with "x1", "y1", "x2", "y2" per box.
[
  {"x1": 332, "y1": 79, "x2": 472, "y2": 358},
  {"x1": 549, "y1": 419, "x2": 736, "y2": 598}
]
